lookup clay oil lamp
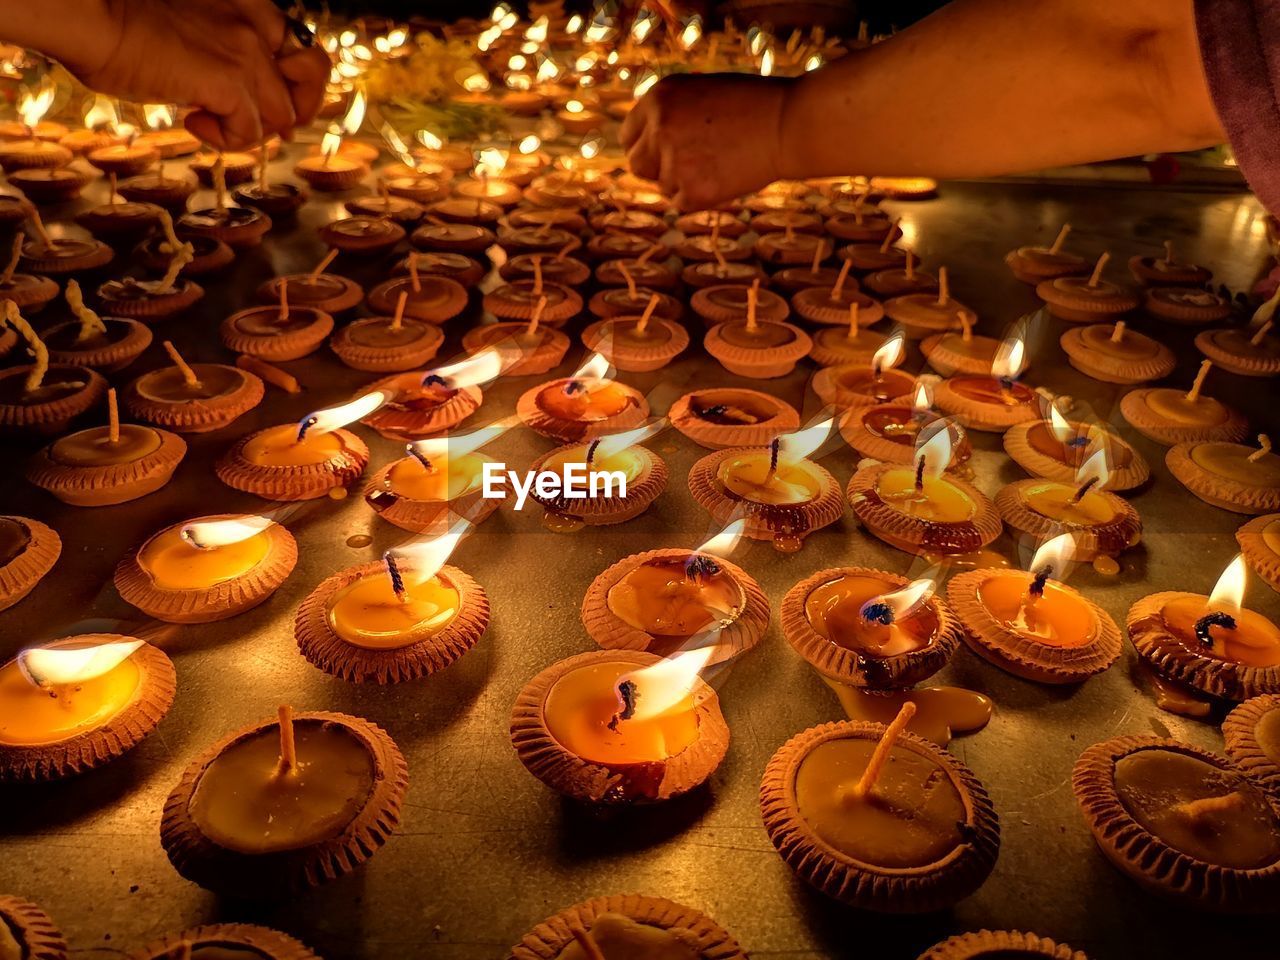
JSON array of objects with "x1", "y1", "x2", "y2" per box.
[
  {"x1": 0, "y1": 635, "x2": 176, "y2": 782},
  {"x1": 221, "y1": 279, "x2": 334, "y2": 361},
  {"x1": 596, "y1": 250, "x2": 679, "y2": 292},
  {"x1": 294, "y1": 127, "x2": 368, "y2": 191},
  {"x1": 188, "y1": 149, "x2": 255, "y2": 185},
  {"x1": 115, "y1": 513, "x2": 297, "y2": 623},
  {"x1": 428, "y1": 195, "x2": 503, "y2": 226},
  {"x1": 498, "y1": 222, "x2": 579, "y2": 255},
  {"x1": 1120, "y1": 359, "x2": 1248, "y2": 445},
  {"x1": 783, "y1": 568, "x2": 963, "y2": 691},
  {"x1": 557, "y1": 97, "x2": 607, "y2": 135},
  {"x1": 124, "y1": 340, "x2": 264, "y2": 433},
  {"x1": 704, "y1": 281, "x2": 812, "y2": 378},
  {"x1": 87, "y1": 124, "x2": 159, "y2": 178},
  {"x1": 128, "y1": 923, "x2": 321, "y2": 960},
  {"x1": 177, "y1": 156, "x2": 272, "y2": 248},
  {"x1": 1073, "y1": 734, "x2": 1280, "y2": 911},
  {"x1": 691, "y1": 278, "x2": 789, "y2": 327},
  {"x1": 503, "y1": 248, "x2": 590, "y2": 287},
  {"x1": 41, "y1": 279, "x2": 148, "y2": 370},
  {"x1": 934, "y1": 330, "x2": 1039, "y2": 432},
  {"x1": 133, "y1": 103, "x2": 199, "y2": 157},
  {"x1": 674, "y1": 231, "x2": 752, "y2": 266},
  {"x1": 362, "y1": 349, "x2": 502, "y2": 441},
  {"x1": 256, "y1": 249, "x2": 364, "y2": 315},
  {"x1": 824, "y1": 201, "x2": 895, "y2": 242},
  {"x1": 864, "y1": 250, "x2": 940, "y2": 298},
  {"x1": 669, "y1": 387, "x2": 801, "y2": 450},
  {"x1": 760, "y1": 705, "x2": 999, "y2": 912},
  {"x1": 884, "y1": 266, "x2": 973, "y2": 338},
  {"x1": 1004, "y1": 402, "x2": 1149, "y2": 492},
  {"x1": 675, "y1": 209, "x2": 746, "y2": 238},
  {"x1": 1196, "y1": 319, "x2": 1280, "y2": 376},
  {"x1": 1060, "y1": 319, "x2": 1175, "y2": 384},
  {"x1": 484, "y1": 263, "x2": 583, "y2": 327},
  {"x1": 75, "y1": 173, "x2": 162, "y2": 241},
  {"x1": 507, "y1": 205, "x2": 587, "y2": 233},
  {"x1": 1237, "y1": 513, "x2": 1280, "y2": 593},
  {"x1": 1223, "y1": 693, "x2": 1280, "y2": 799},
  {"x1": 452, "y1": 147, "x2": 521, "y2": 208},
  {"x1": 510, "y1": 646, "x2": 730, "y2": 804},
  {"x1": 917, "y1": 931, "x2": 1089, "y2": 960},
  {"x1": 235, "y1": 145, "x2": 308, "y2": 216},
  {"x1": 27, "y1": 388, "x2": 184, "y2": 506},
  {"x1": 587, "y1": 230, "x2": 664, "y2": 262},
  {"x1": 0, "y1": 85, "x2": 72, "y2": 171},
  {"x1": 1167, "y1": 432, "x2": 1280, "y2": 514},
  {"x1": 60, "y1": 96, "x2": 125, "y2": 155},
  {"x1": 0, "y1": 515, "x2": 60, "y2": 611},
  {"x1": 1037, "y1": 252, "x2": 1140, "y2": 323},
  {"x1": 809, "y1": 300, "x2": 891, "y2": 368},
  {"x1": 754, "y1": 209, "x2": 823, "y2": 236},
  {"x1": 581, "y1": 519, "x2": 770, "y2": 657},
  {"x1": 870, "y1": 176, "x2": 938, "y2": 199},
  {"x1": 0, "y1": 304, "x2": 106, "y2": 434},
  {"x1": 1145, "y1": 284, "x2": 1233, "y2": 326},
  {"x1": 160, "y1": 706, "x2": 407, "y2": 896},
  {"x1": 510, "y1": 895, "x2": 747, "y2": 960},
  {"x1": 996, "y1": 449, "x2": 1142, "y2": 563},
  {"x1": 462, "y1": 294, "x2": 569, "y2": 375},
  {"x1": 587, "y1": 263, "x2": 683, "y2": 322},
  {"x1": 1129, "y1": 240, "x2": 1211, "y2": 286},
  {"x1": 117, "y1": 159, "x2": 198, "y2": 210},
  {"x1": 949, "y1": 532, "x2": 1118, "y2": 682},
  {"x1": 347, "y1": 180, "x2": 426, "y2": 224},
  {"x1": 921, "y1": 311, "x2": 1001, "y2": 376},
  {"x1": 688, "y1": 418, "x2": 845, "y2": 553},
  {"x1": 527, "y1": 420, "x2": 669, "y2": 530},
  {"x1": 96, "y1": 235, "x2": 203, "y2": 322},
  {"x1": 136, "y1": 231, "x2": 233, "y2": 278},
  {"x1": 401, "y1": 249, "x2": 486, "y2": 287},
  {"x1": 590, "y1": 208, "x2": 667, "y2": 239},
  {"x1": 582, "y1": 292, "x2": 689, "y2": 372},
  {"x1": 332, "y1": 289, "x2": 445, "y2": 373},
  {"x1": 813, "y1": 333, "x2": 916, "y2": 409},
  {"x1": 217, "y1": 392, "x2": 376, "y2": 500},
  {"x1": 841, "y1": 379, "x2": 972, "y2": 469},
  {"x1": 1005, "y1": 223, "x2": 1088, "y2": 284},
  {"x1": 365, "y1": 419, "x2": 512, "y2": 534},
  {"x1": 517, "y1": 351, "x2": 649, "y2": 442},
  {"x1": 296, "y1": 519, "x2": 490, "y2": 683},
  {"x1": 773, "y1": 243, "x2": 848, "y2": 293},
  {"x1": 7, "y1": 164, "x2": 91, "y2": 203},
  {"x1": 849, "y1": 423, "x2": 1002, "y2": 558},
  {"x1": 0, "y1": 897, "x2": 66, "y2": 959},
  {"x1": 838, "y1": 227, "x2": 908, "y2": 273},
  {"x1": 755, "y1": 223, "x2": 831, "y2": 267},
  {"x1": 792, "y1": 260, "x2": 884, "y2": 326},
  {"x1": 18, "y1": 207, "x2": 113, "y2": 275},
  {"x1": 0, "y1": 192, "x2": 31, "y2": 230},
  {"x1": 318, "y1": 213, "x2": 405, "y2": 256},
  {"x1": 367, "y1": 257, "x2": 468, "y2": 324}
]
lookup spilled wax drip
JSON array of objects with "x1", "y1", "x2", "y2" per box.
[
  {"x1": 1195, "y1": 610, "x2": 1237, "y2": 648},
  {"x1": 608, "y1": 679, "x2": 639, "y2": 731}
]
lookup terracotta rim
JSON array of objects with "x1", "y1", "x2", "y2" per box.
[
  {"x1": 220, "y1": 306, "x2": 334, "y2": 361},
  {"x1": 839, "y1": 405, "x2": 972, "y2": 466},
  {"x1": 0, "y1": 365, "x2": 107, "y2": 431},
  {"x1": 484, "y1": 281, "x2": 582, "y2": 325},
  {"x1": 581, "y1": 316, "x2": 689, "y2": 371},
  {"x1": 916, "y1": 929, "x2": 1088, "y2": 960},
  {"x1": 994, "y1": 480, "x2": 1142, "y2": 560},
  {"x1": 1128, "y1": 254, "x2": 1211, "y2": 286},
  {"x1": 1149, "y1": 290, "x2": 1232, "y2": 325},
  {"x1": 367, "y1": 275, "x2": 468, "y2": 324},
  {"x1": 26, "y1": 427, "x2": 186, "y2": 506},
  {"x1": 704, "y1": 321, "x2": 813, "y2": 378},
  {"x1": 361, "y1": 380, "x2": 483, "y2": 441},
  {"x1": 587, "y1": 287, "x2": 683, "y2": 322},
  {"x1": 0, "y1": 515, "x2": 61, "y2": 611},
  {"x1": 363, "y1": 458, "x2": 503, "y2": 534},
  {"x1": 1119, "y1": 389, "x2": 1249, "y2": 446},
  {"x1": 330, "y1": 318, "x2": 444, "y2": 372},
  {"x1": 20, "y1": 238, "x2": 114, "y2": 273},
  {"x1": 1195, "y1": 327, "x2": 1280, "y2": 374},
  {"x1": 669, "y1": 388, "x2": 800, "y2": 450},
  {"x1": 920, "y1": 332, "x2": 999, "y2": 376},
  {"x1": 124, "y1": 363, "x2": 263, "y2": 434},
  {"x1": 0, "y1": 896, "x2": 68, "y2": 960},
  {"x1": 1237, "y1": 513, "x2": 1280, "y2": 592},
  {"x1": 812, "y1": 364, "x2": 914, "y2": 411},
  {"x1": 690, "y1": 285, "x2": 789, "y2": 325},
  {"x1": 1004, "y1": 246, "x2": 1089, "y2": 284},
  {"x1": 1166, "y1": 441, "x2": 1280, "y2": 515},
  {"x1": 1059, "y1": 325, "x2": 1176, "y2": 384},
  {"x1": 215, "y1": 427, "x2": 369, "y2": 500},
  {"x1": 461, "y1": 323, "x2": 570, "y2": 376},
  {"x1": 791, "y1": 287, "x2": 884, "y2": 326},
  {"x1": 1002, "y1": 421, "x2": 1150, "y2": 492},
  {"x1": 256, "y1": 274, "x2": 365, "y2": 314},
  {"x1": 1036, "y1": 277, "x2": 1140, "y2": 321},
  {"x1": 934, "y1": 377, "x2": 1040, "y2": 433},
  {"x1": 128, "y1": 923, "x2": 320, "y2": 960},
  {"x1": 527, "y1": 444, "x2": 668, "y2": 525},
  {"x1": 515, "y1": 380, "x2": 649, "y2": 443},
  {"x1": 43, "y1": 317, "x2": 152, "y2": 369},
  {"x1": 809, "y1": 327, "x2": 890, "y2": 368},
  {"x1": 1223, "y1": 694, "x2": 1280, "y2": 803},
  {"x1": 847, "y1": 464, "x2": 1002, "y2": 557}
]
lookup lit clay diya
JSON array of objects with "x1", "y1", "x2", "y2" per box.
[
  {"x1": 510, "y1": 649, "x2": 729, "y2": 804},
  {"x1": 1195, "y1": 321, "x2": 1280, "y2": 376},
  {"x1": 1238, "y1": 513, "x2": 1280, "y2": 593},
  {"x1": 0, "y1": 515, "x2": 60, "y2": 611},
  {"x1": 1166, "y1": 434, "x2": 1280, "y2": 514},
  {"x1": 1147, "y1": 287, "x2": 1233, "y2": 325},
  {"x1": 221, "y1": 291, "x2": 334, "y2": 362},
  {"x1": 669, "y1": 388, "x2": 801, "y2": 450},
  {"x1": 115, "y1": 514, "x2": 298, "y2": 623},
  {"x1": 516, "y1": 362, "x2": 648, "y2": 443},
  {"x1": 921, "y1": 313, "x2": 1000, "y2": 376},
  {"x1": 128, "y1": 923, "x2": 320, "y2": 960},
  {"x1": 917, "y1": 931, "x2": 1089, "y2": 960},
  {"x1": 582, "y1": 294, "x2": 689, "y2": 372},
  {"x1": 995, "y1": 471, "x2": 1142, "y2": 562},
  {"x1": 43, "y1": 280, "x2": 151, "y2": 370},
  {"x1": 690, "y1": 281, "x2": 789, "y2": 327},
  {"x1": 292, "y1": 141, "x2": 368, "y2": 191},
  {"x1": 87, "y1": 141, "x2": 158, "y2": 178},
  {"x1": 508, "y1": 894, "x2": 747, "y2": 960},
  {"x1": 0, "y1": 635, "x2": 176, "y2": 782},
  {"x1": 295, "y1": 546, "x2": 489, "y2": 684},
  {"x1": 1129, "y1": 555, "x2": 1280, "y2": 700},
  {"x1": 1036, "y1": 253, "x2": 1140, "y2": 323},
  {"x1": 1223, "y1": 694, "x2": 1280, "y2": 800},
  {"x1": 949, "y1": 554, "x2": 1122, "y2": 684},
  {"x1": 934, "y1": 351, "x2": 1040, "y2": 433},
  {"x1": 331, "y1": 290, "x2": 444, "y2": 373},
  {"x1": 124, "y1": 341, "x2": 263, "y2": 433},
  {"x1": 318, "y1": 215, "x2": 405, "y2": 256},
  {"x1": 234, "y1": 165, "x2": 309, "y2": 217},
  {"x1": 217, "y1": 396, "x2": 374, "y2": 501},
  {"x1": 840, "y1": 391, "x2": 972, "y2": 467},
  {"x1": 27, "y1": 388, "x2": 185, "y2": 506},
  {"x1": 526, "y1": 430, "x2": 668, "y2": 529},
  {"x1": 1060, "y1": 320, "x2": 1175, "y2": 384},
  {"x1": 688, "y1": 431, "x2": 844, "y2": 552},
  {"x1": 704, "y1": 295, "x2": 812, "y2": 379},
  {"x1": 812, "y1": 336, "x2": 916, "y2": 410},
  {"x1": 1073, "y1": 735, "x2": 1280, "y2": 911},
  {"x1": 870, "y1": 176, "x2": 939, "y2": 200},
  {"x1": 0, "y1": 897, "x2": 67, "y2": 960},
  {"x1": 160, "y1": 708, "x2": 407, "y2": 896},
  {"x1": 1005, "y1": 224, "x2": 1088, "y2": 284},
  {"x1": 365, "y1": 431, "x2": 506, "y2": 534},
  {"x1": 760, "y1": 710, "x2": 1000, "y2": 912},
  {"x1": 0, "y1": 137, "x2": 71, "y2": 171},
  {"x1": 360, "y1": 363, "x2": 487, "y2": 442},
  {"x1": 782, "y1": 568, "x2": 963, "y2": 688},
  {"x1": 0, "y1": 305, "x2": 107, "y2": 434},
  {"x1": 256, "y1": 250, "x2": 365, "y2": 314},
  {"x1": 1004, "y1": 412, "x2": 1150, "y2": 491},
  {"x1": 1129, "y1": 241, "x2": 1212, "y2": 286},
  {"x1": 848, "y1": 432, "x2": 1002, "y2": 557},
  {"x1": 485, "y1": 277, "x2": 583, "y2": 327},
  {"x1": 1120, "y1": 361, "x2": 1248, "y2": 445}
]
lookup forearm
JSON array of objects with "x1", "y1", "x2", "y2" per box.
[
  {"x1": 0, "y1": 0, "x2": 117, "y2": 73},
  {"x1": 777, "y1": 0, "x2": 1223, "y2": 179}
]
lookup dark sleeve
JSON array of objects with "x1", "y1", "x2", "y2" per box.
[{"x1": 1195, "y1": 0, "x2": 1280, "y2": 211}]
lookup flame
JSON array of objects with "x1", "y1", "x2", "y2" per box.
[
  {"x1": 679, "y1": 16, "x2": 703, "y2": 49},
  {"x1": 575, "y1": 52, "x2": 598, "y2": 72},
  {"x1": 1208, "y1": 553, "x2": 1247, "y2": 616},
  {"x1": 760, "y1": 47, "x2": 775, "y2": 76},
  {"x1": 426, "y1": 349, "x2": 505, "y2": 389},
  {"x1": 19, "y1": 80, "x2": 55, "y2": 128},
  {"x1": 777, "y1": 417, "x2": 834, "y2": 463},
  {"x1": 181, "y1": 514, "x2": 276, "y2": 550},
  {"x1": 84, "y1": 95, "x2": 119, "y2": 131},
  {"x1": 565, "y1": 99, "x2": 585, "y2": 114},
  {"x1": 321, "y1": 130, "x2": 342, "y2": 161},
  {"x1": 863, "y1": 576, "x2": 937, "y2": 623},
  {"x1": 385, "y1": 516, "x2": 472, "y2": 585},
  {"x1": 592, "y1": 418, "x2": 667, "y2": 462},
  {"x1": 406, "y1": 418, "x2": 512, "y2": 463},
  {"x1": 475, "y1": 145, "x2": 508, "y2": 176},
  {"x1": 507, "y1": 54, "x2": 529, "y2": 72},
  {"x1": 477, "y1": 26, "x2": 502, "y2": 51},
  {"x1": 520, "y1": 40, "x2": 538, "y2": 55},
  {"x1": 579, "y1": 134, "x2": 603, "y2": 160},
  {"x1": 1029, "y1": 533, "x2": 1076, "y2": 581},
  {"x1": 298, "y1": 390, "x2": 390, "y2": 438},
  {"x1": 871, "y1": 333, "x2": 905, "y2": 375},
  {"x1": 633, "y1": 70, "x2": 658, "y2": 98},
  {"x1": 536, "y1": 57, "x2": 561, "y2": 83},
  {"x1": 525, "y1": 15, "x2": 549, "y2": 42},
  {"x1": 571, "y1": 351, "x2": 613, "y2": 383},
  {"x1": 912, "y1": 380, "x2": 933, "y2": 413},
  {"x1": 566, "y1": 14, "x2": 584, "y2": 34},
  {"x1": 696, "y1": 519, "x2": 746, "y2": 559},
  {"x1": 374, "y1": 36, "x2": 391, "y2": 54},
  {"x1": 517, "y1": 134, "x2": 541, "y2": 155},
  {"x1": 992, "y1": 333, "x2": 1027, "y2": 381},
  {"x1": 915, "y1": 421, "x2": 954, "y2": 479},
  {"x1": 463, "y1": 71, "x2": 491, "y2": 93},
  {"x1": 631, "y1": 12, "x2": 655, "y2": 42},
  {"x1": 417, "y1": 128, "x2": 445, "y2": 151},
  {"x1": 143, "y1": 103, "x2": 174, "y2": 130},
  {"x1": 1074, "y1": 447, "x2": 1110, "y2": 489},
  {"x1": 498, "y1": 11, "x2": 518, "y2": 30},
  {"x1": 616, "y1": 646, "x2": 716, "y2": 723},
  {"x1": 379, "y1": 123, "x2": 415, "y2": 167},
  {"x1": 584, "y1": 15, "x2": 612, "y2": 43},
  {"x1": 506, "y1": 73, "x2": 533, "y2": 92},
  {"x1": 490, "y1": 3, "x2": 511, "y2": 21},
  {"x1": 341, "y1": 88, "x2": 367, "y2": 135},
  {"x1": 339, "y1": 29, "x2": 357, "y2": 47},
  {"x1": 19, "y1": 638, "x2": 145, "y2": 687},
  {"x1": 1049, "y1": 403, "x2": 1074, "y2": 444},
  {"x1": 805, "y1": 53, "x2": 825, "y2": 71}
]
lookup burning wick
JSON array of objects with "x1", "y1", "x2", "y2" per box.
[
  {"x1": 564, "y1": 379, "x2": 587, "y2": 395},
  {"x1": 1069, "y1": 475, "x2": 1099, "y2": 504},
  {"x1": 861, "y1": 601, "x2": 894, "y2": 626},
  {"x1": 1028, "y1": 565, "x2": 1053, "y2": 601},
  {"x1": 607, "y1": 678, "x2": 639, "y2": 731},
  {"x1": 296, "y1": 415, "x2": 319, "y2": 442},
  {"x1": 585, "y1": 438, "x2": 601, "y2": 467},
  {"x1": 767, "y1": 437, "x2": 781, "y2": 479},
  {"x1": 408, "y1": 443, "x2": 433, "y2": 472},
  {"x1": 914, "y1": 454, "x2": 928, "y2": 493},
  {"x1": 423, "y1": 373, "x2": 449, "y2": 389},
  {"x1": 384, "y1": 552, "x2": 408, "y2": 602},
  {"x1": 1194, "y1": 610, "x2": 1236, "y2": 648},
  {"x1": 684, "y1": 554, "x2": 721, "y2": 582}
]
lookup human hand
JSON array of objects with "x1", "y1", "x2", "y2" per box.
[
  {"x1": 621, "y1": 73, "x2": 792, "y2": 211},
  {"x1": 64, "y1": 0, "x2": 330, "y2": 150}
]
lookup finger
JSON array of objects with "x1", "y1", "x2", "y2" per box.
[
  {"x1": 619, "y1": 99, "x2": 650, "y2": 150},
  {"x1": 626, "y1": 128, "x2": 661, "y2": 183},
  {"x1": 226, "y1": 0, "x2": 288, "y2": 49},
  {"x1": 191, "y1": 74, "x2": 264, "y2": 150},
  {"x1": 278, "y1": 48, "x2": 331, "y2": 126},
  {"x1": 251, "y1": 46, "x2": 297, "y2": 138}
]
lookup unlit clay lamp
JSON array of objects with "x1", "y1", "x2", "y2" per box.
[
  {"x1": 96, "y1": 231, "x2": 203, "y2": 321},
  {"x1": 19, "y1": 206, "x2": 113, "y2": 274},
  {"x1": 921, "y1": 311, "x2": 1000, "y2": 376},
  {"x1": 587, "y1": 262, "x2": 682, "y2": 322},
  {"x1": 516, "y1": 351, "x2": 649, "y2": 442},
  {"x1": 1146, "y1": 285, "x2": 1233, "y2": 325},
  {"x1": 128, "y1": 923, "x2": 321, "y2": 960},
  {"x1": 791, "y1": 259, "x2": 884, "y2": 327},
  {"x1": 331, "y1": 289, "x2": 444, "y2": 373},
  {"x1": 216, "y1": 393, "x2": 374, "y2": 500},
  {"x1": 117, "y1": 159, "x2": 199, "y2": 210},
  {"x1": 461, "y1": 294, "x2": 569, "y2": 375},
  {"x1": 221, "y1": 278, "x2": 333, "y2": 361},
  {"x1": 510, "y1": 648, "x2": 729, "y2": 804},
  {"x1": 0, "y1": 229, "x2": 57, "y2": 312},
  {"x1": 0, "y1": 303, "x2": 106, "y2": 434},
  {"x1": 582, "y1": 293, "x2": 690, "y2": 372},
  {"x1": 948, "y1": 533, "x2": 1122, "y2": 683},
  {"x1": 44, "y1": 279, "x2": 151, "y2": 370},
  {"x1": 808, "y1": 300, "x2": 890, "y2": 368},
  {"x1": 885, "y1": 267, "x2": 973, "y2": 338},
  {"x1": 1129, "y1": 240, "x2": 1212, "y2": 287},
  {"x1": 1195, "y1": 295, "x2": 1280, "y2": 375},
  {"x1": 669, "y1": 388, "x2": 801, "y2": 450},
  {"x1": 916, "y1": 931, "x2": 1089, "y2": 960},
  {"x1": 1222, "y1": 693, "x2": 1280, "y2": 801},
  {"x1": 232, "y1": 145, "x2": 307, "y2": 216},
  {"x1": 1037, "y1": 252, "x2": 1139, "y2": 323},
  {"x1": 688, "y1": 418, "x2": 845, "y2": 553},
  {"x1": 256, "y1": 249, "x2": 364, "y2": 314},
  {"x1": 1004, "y1": 403, "x2": 1149, "y2": 492},
  {"x1": 864, "y1": 249, "x2": 940, "y2": 299},
  {"x1": 75, "y1": 173, "x2": 161, "y2": 240},
  {"x1": 0, "y1": 635, "x2": 176, "y2": 782},
  {"x1": 1005, "y1": 223, "x2": 1088, "y2": 284},
  {"x1": 1129, "y1": 553, "x2": 1280, "y2": 702},
  {"x1": 1060, "y1": 319, "x2": 1175, "y2": 384},
  {"x1": 0, "y1": 515, "x2": 60, "y2": 612},
  {"x1": 1120, "y1": 359, "x2": 1248, "y2": 445},
  {"x1": 690, "y1": 277, "x2": 790, "y2": 327},
  {"x1": 0, "y1": 897, "x2": 67, "y2": 959},
  {"x1": 934, "y1": 332, "x2": 1039, "y2": 433},
  {"x1": 812, "y1": 333, "x2": 916, "y2": 409},
  {"x1": 1237, "y1": 513, "x2": 1280, "y2": 594},
  {"x1": 849, "y1": 423, "x2": 1002, "y2": 557},
  {"x1": 484, "y1": 263, "x2": 583, "y2": 327},
  {"x1": 366, "y1": 257, "x2": 467, "y2": 324},
  {"x1": 124, "y1": 340, "x2": 264, "y2": 433},
  {"x1": 760, "y1": 705, "x2": 999, "y2": 911},
  {"x1": 1073, "y1": 734, "x2": 1280, "y2": 911},
  {"x1": 177, "y1": 155, "x2": 272, "y2": 248},
  {"x1": 1166, "y1": 433, "x2": 1280, "y2": 515},
  {"x1": 115, "y1": 513, "x2": 297, "y2": 622},
  {"x1": 160, "y1": 707, "x2": 407, "y2": 896}
]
